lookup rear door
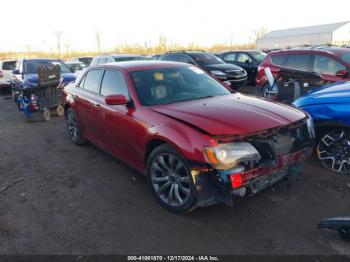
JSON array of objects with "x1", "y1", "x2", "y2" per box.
[{"x1": 73, "y1": 69, "x2": 104, "y2": 142}]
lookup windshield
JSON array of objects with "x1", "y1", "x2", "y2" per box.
[
  {"x1": 24, "y1": 60, "x2": 71, "y2": 74},
  {"x1": 130, "y1": 66, "x2": 230, "y2": 106},
  {"x1": 68, "y1": 63, "x2": 84, "y2": 71},
  {"x1": 341, "y1": 53, "x2": 350, "y2": 65},
  {"x1": 251, "y1": 52, "x2": 267, "y2": 62},
  {"x1": 114, "y1": 56, "x2": 145, "y2": 62},
  {"x1": 189, "y1": 53, "x2": 224, "y2": 66},
  {"x1": 79, "y1": 57, "x2": 93, "y2": 65}
]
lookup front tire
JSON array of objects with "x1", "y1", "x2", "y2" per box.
[
  {"x1": 317, "y1": 129, "x2": 350, "y2": 174},
  {"x1": 147, "y1": 144, "x2": 196, "y2": 213},
  {"x1": 66, "y1": 107, "x2": 87, "y2": 145}
]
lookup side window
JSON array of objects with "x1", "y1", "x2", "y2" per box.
[
  {"x1": 270, "y1": 55, "x2": 287, "y2": 66},
  {"x1": 100, "y1": 70, "x2": 129, "y2": 97},
  {"x1": 224, "y1": 53, "x2": 236, "y2": 62},
  {"x1": 2, "y1": 61, "x2": 17, "y2": 70},
  {"x1": 83, "y1": 70, "x2": 103, "y2": 93},
  {"x1": 237, "y1": 53, "x2": 252, "y2": 63},
  {"x1": 77, "y1": 74, "x2": 87, "y2": 88},
  {"x1": 285, "y1": 54, "x2": 311, "y2": 71},
  {"x1": 313, "y1": 55, "x2": 346, "y2": 75}
]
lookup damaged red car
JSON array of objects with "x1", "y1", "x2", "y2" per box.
[{"x1": 63, "y1": 61, "x2": 314, "y2": 213}]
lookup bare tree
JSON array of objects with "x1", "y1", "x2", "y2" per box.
[
  {"x1": 54, "y1": 30, "x2": 63, "y2": 57},
  {"x1": 94, "y1": 30, "x2": 102, "y2": 54},
  {"x1": 252, "y1": 27, "x2": 269, "y2": 43}
]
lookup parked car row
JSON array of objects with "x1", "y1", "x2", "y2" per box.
[{"x1": 1, "y1": 46, "x2": 348, "y2": 212}]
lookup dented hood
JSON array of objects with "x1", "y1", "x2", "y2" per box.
[{"x1": 151, "y1": 94, "x2": 306, "y2": 136}]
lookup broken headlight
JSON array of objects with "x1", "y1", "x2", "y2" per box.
[{"x1": 204, "y1": 142, "x2": 261, "y2": 170}]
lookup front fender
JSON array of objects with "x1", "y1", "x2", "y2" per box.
[{"x1": 145, "y1": 121, "x2": 212, "y2": 164}]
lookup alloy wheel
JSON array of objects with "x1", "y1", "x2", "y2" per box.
[
  {"x1": 150, "y1": 153, "x2": 192, "y2": 207},
  {"x1": 67, "y1": 110, "x2": 78, "y2": 142},
  {"x1": 317, "y1": 129, "x2": 350, "y2": 174}
]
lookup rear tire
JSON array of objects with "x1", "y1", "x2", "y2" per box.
[
  {"x1": 147, "y1": 144, "x2": 196, "y2": 213},
  {"x1": 262, "y1": 82, "x2": 272, "y2": 99},
  {"x1": 66, "y1": 107, "x2": 87, "y2": 145}
]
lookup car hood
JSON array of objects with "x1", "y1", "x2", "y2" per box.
[
  {"x1": 151, "y1": 93, "x2": 306, "y2": 136},
  {"x1": 24, "y1": 73, "x2": 76, "y2": 84},
  {"x1": 293, "y1": 81, "x2": 350, "y2": 107},
  {"x1": 201, "y1": 63, "x2": 243, "y2": 71}
]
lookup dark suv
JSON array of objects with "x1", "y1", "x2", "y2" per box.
[
  {"x1": 159, "y1": 51, "x2": 247, "y2": 89},
  {"x1": 256, "y1": 47, "x2": 350, "y2": 97},
  {"x1": 218, "y1": 50, "x2": 266, "y2": 84}
]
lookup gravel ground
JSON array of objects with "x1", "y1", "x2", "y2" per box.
[{"x1": 0, "y1": 90, "x2": 349, "y2": 255}]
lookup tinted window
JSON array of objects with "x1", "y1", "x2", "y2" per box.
[
  {"x1": 270, "y1": 54, "x2": 287, "y2": 66},
  {"x1": 113, "y1": 56, "x2": 145, "y2": 62},
  {"x1": 341, "y1": 53, "x2": 350, "y2": 65},
  {"x1": 224, "y1": 53, "x2": 236, "y2": 62},
  {"x1": 189, "y1": 53, "x2": 224, "y2": 65},
  {"x1": 77, "y1": 75, "x2": 86, "y2": 88},
  {"x1": 2, "y1": 61, "x2": 17, "y2": 70},
  {"x1": 161, "y1": 54, "x2": 194, "y2": 64},
  {"x1": 79, "y1": 57, "x2": 93, "y2": 65},
  {"x1": 237, "y1": 53, "x2": 252, "y2": 63},
  {"x1": 100, "y1": 70, "x2": 129, "y2": 97},
  {"x1": 285, "y1": 54, "x2": 311, "y2": 71},
  {"x1": 313, "y1": 55, "x2": 346, "y2": 75},
  {"x1": 83, "y1": 70, "x2": 103, "y2": 93}
]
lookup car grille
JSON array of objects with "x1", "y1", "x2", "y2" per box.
[{"x1": 225, "y1": 69, "x2": 246, "y2": 78}]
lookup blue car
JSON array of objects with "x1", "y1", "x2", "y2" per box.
[
  {"x1": 10, "y1": 58, "x2": 76, "y2": 101},
  {"x1": 293, "y1": 82, "x2": 350, "y2": 173}
]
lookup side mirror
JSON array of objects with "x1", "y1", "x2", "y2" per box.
[
  {"x1": 12, "y1": 69, "x2": 21, "y2": 74},
  {"x1": 335, "y1": 69, "x2": 349, "y2": 78},
  {"x1": 105, "y1": 94, "x2": 128, "y2": 105},
  {"x1": 245, "y1": 59, "x2": 252, "y2": 64}
]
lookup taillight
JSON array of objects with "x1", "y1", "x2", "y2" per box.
[{"x1": 230, "y1": 173, "x2": 243, "y2": 189}]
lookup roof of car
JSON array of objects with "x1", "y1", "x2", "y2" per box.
[
  {"x1": 101, "y1": 54, "x2": 143, "y2": 58},
  {"x1": 269, "y1": 47, "x2": 350, "y2": 56},
  {"x1": 91, "y1": 61, "x2": 188, "y2": 71}
]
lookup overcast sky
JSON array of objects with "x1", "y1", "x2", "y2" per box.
[{"x1": 1, "y1": 0, "x2": 349, "y2": 52}]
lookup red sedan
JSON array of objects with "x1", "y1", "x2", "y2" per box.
[{"x1": 63, "y1": 61, "x2": 314, "y2": 213}]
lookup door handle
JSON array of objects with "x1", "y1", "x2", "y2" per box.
[{"x1": 93, "y1": 103, "x2": 102, "y2": 110}]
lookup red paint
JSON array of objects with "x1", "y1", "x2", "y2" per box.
[{"x1": 63, "y1": 62, "x2": 308, "y2": 175}]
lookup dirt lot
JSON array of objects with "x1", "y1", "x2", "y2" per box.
[{"x1": 0, "y1": 89, "x2": 349, "y2": 255}]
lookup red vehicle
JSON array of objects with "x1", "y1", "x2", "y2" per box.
[
  {"x1": 256, "y1": 47, "x2": 350, "y2": 97},
  {"x1": 63, "y1": 61, "x2": 314, "y2": 213}
]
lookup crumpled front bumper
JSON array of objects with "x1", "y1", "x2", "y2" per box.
[{"x1": 189, "y1": 147, "x2": 313, "y2": 208}]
